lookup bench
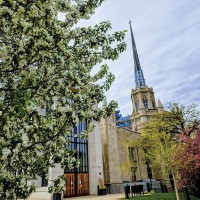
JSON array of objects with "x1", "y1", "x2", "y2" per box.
[
  {"x1": 131, "y1": 185, "x2": 144, "y2": 196},
  {"x1": 124, "y1": 185, "x2": 144, "y2": 196}
]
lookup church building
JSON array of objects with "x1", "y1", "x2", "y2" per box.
[
  {"x1": 101, "y1": 21, "x2": 164, "y2": 189},
  {"x1": 29, "y1": 22, "x2": 164, "y2": 199}
]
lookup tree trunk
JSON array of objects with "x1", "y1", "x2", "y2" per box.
[{"x1": 172, "y1": 172, "x2": 180, "y2": 200}]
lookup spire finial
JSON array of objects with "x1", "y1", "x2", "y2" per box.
[
  {"x1": 157, "y1": 98, "x2": 164, "y2": 112},
  {"x1": 129, "y1": 20, "x2": 146, "y2": 88},
  {"x1": 157, "y1": 99, "x2": 164, "y2": 108}
]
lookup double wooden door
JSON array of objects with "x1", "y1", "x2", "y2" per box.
[{"x1": 64, "y1": 173, "x2": 89, "y2": 198}]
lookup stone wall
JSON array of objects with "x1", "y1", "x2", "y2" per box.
[
  {"x1": 88, "y1": 121, "x2": 104, "y2": 194},
  {"x1": 100, "y1": 113, "x2": 122, "y2": 184}
]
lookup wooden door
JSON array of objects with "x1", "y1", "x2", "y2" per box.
[
  {"x1": 77, "y1": 173, "x2": 89, "y2": 196},
  {"x1": 64, "y1": 173, "x2": 75, "y2": 197}
]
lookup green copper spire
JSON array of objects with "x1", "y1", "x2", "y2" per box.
[{"x1": 129, "y1": 20, "x2": 146, "y2": 88}]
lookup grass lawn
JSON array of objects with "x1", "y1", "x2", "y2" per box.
[{"x1": 120, "y1": 192, "x2": 199, "y2": 200}]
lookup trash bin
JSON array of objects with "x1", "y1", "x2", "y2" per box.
[
  {"x1": 124, "y1": 185, "x2": 130, "y2": 199},
  {"x1": 147, "y1": 182, "x2": 150, "y2": 193},
  {"x1": 53, "y1": 193, "x2": 61, "y2": 200},
  {"x1": 181, "y1": 186, "x2": 190, "y2": 200}
]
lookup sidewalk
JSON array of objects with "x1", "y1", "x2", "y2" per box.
[
  {"x1": 65, "y1": 193, "x2": 125, "y2": 200},
  {"x1": 26, "y1": 192, "x2": 125, "y2": 200}
]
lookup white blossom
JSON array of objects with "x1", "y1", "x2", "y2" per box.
[{"x1": 0, "y1": 0, "x2": 126, "y2": 198}]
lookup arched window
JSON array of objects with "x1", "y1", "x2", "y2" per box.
[
  {"x1": 135, "y1": 97, "x2": 139, "y2": 112},
  {"x1": 143, "y1": 95, "x2": 148, "y2": 109},
  {"x1": 151, "y1": 95, "x2": 155, "y2": 108}
]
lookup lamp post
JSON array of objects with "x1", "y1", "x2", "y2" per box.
[{"x1": 146, "y1": 161, "x2": 152, "y2": 191}]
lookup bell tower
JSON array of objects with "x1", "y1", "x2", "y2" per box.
[{"x1": 129, "y1": 21, "x2": 163, "y2": 133}]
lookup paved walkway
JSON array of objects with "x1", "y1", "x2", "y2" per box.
[
  {"x1": 26, "y1": 193, "x2": 125, "y2": 200},
  {"x1": 65, "y1": 194, "x2": 125, "y2": 200}
]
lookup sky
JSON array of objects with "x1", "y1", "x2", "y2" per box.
[{"x1": 75, "y1": 0, "x2": 200, "y2": 116}]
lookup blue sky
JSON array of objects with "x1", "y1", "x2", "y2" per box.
[{"x1": 79, "y1": 0, "x2": 200, "y2": 116}]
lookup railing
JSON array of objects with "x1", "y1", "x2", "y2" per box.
[{"x1": 110, "y1": 183, "x2": 123, "y2": 194}]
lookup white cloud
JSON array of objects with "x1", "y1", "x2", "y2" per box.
[{"x1": 67, "y1": 0, "x2": 200, "y2": 115}]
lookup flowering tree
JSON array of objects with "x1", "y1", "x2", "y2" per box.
[
  {"x1": 0, "y1": 0, "x2": 126, "y2": 199},
  {"x1": 178, "y1": 130, "x2": 200, "y2": 198}
]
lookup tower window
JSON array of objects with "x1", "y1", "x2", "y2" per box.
[{"x1": 142, "y1": 95, "x2": 148, "y2": 109}]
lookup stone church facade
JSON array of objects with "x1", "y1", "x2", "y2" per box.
[
  {"x1": 29, "y1": 22, "x2": 164, "y2": 199},
  {"x1": 97, "y1": 21, "x2": 165, "y2": 192}
]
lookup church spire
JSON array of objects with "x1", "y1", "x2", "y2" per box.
[{"x1": 129, "y1": 20, "x2": 146, "y2": 88}]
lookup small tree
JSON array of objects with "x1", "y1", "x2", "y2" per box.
[
  {"x1": 121, "y1": 159, "x2": 137, "y2": 197},
  {"x1": 0, "y1": 0, "x2": 126, "y2": 199},
  {"x1": 120, "y1": 131, "x2": 138, "y2": 197},
  {"x1": 137, "y1": 131, "x2": 184, "y2": 200}
]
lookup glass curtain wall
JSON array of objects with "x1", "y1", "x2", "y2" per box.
[{"x1": 65, "y1": 122, "x2": 88, "y2": 173}]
